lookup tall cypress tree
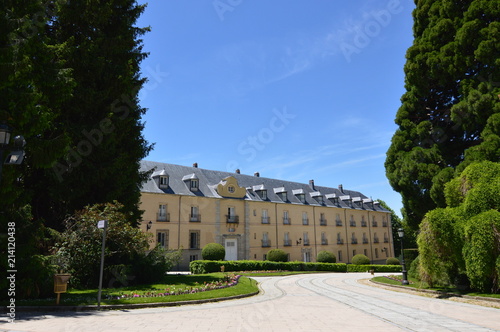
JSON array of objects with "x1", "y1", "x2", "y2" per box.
[
  {"x1": 386, "y1": 0, "x2": 500, "y2": 230},
  {"x1": 28, "y1": 0, "x2": 153, "y2": 229}
]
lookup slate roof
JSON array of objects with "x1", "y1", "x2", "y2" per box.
[{"x1": 140, "y1": 160, "x2": 389, "y2": 212}]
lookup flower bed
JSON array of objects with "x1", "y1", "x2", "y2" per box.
[{"x1": 106, "y1": 274, "x2": 241, "y2": 300}]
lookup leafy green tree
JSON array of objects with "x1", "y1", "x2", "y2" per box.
[
  {"x1": 386, "y1": 0, "x2": 500, "y2": 230},
  {"x1": 28, "y1": 0, "x2": 153, "y2": 230},
  {"x1": 417, "y1": 161, "x2": 500, "y2": 292},
  {"x1": 54, "y1": 202, "x2": 150, "y2": 288},
  {"x1": 0, "y1": 0, "x2": 73, "y2": 300}
]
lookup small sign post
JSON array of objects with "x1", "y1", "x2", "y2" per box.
[{"x1": 97, "y1": 219, "x2": 108, "y2": 309}]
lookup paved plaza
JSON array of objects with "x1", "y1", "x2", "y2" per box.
[{"x1": 2, "y1": 273, "x2": 499, "y2": 332}]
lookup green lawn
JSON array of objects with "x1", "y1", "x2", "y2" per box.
[
  {"x1": 372, "y1": 275, "x2": 500, "y2": 299},
  {"x1": 15, "y1": 273, "x2": 259, "y2": 307}
]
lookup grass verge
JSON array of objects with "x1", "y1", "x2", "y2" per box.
[
  {"x1": 372, "y1": 275, "x2": 500, "y2": 299},
  {"x1": 13, "y1": 273, "x2": 259, "y2": 307}
]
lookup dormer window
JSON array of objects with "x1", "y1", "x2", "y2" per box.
[
  {"x1": 159, "y1": 176, "x2": 169, "y2": 188},
  {"x1": 274, "y1": 187, "x2": 287, "y2": 202},
  {"x1": 152, "y1": 169, "x2": 169, "y2": 190},
  {"x1": 259, "y1": 190, "x2": 267, "y2": 200},
  {"x1": 310, "y1": 191, "x2": 323, "y2": 205},
  {"x1": 182, "y1": 173, "x2": 199, "y2": 192},
  {"x1": 293, "y1": 189, "x2": 305, "y2": 203},
  {"x1": 298, "y1": 194, "x2": 305, "y2": 203}
]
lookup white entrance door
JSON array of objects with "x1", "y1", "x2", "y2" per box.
[{"x1": 225, "y1": 239, "x2": 238, "y2": 261}]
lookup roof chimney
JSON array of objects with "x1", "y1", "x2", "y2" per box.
[
  {"x1": 193, "y1": 162, "x2": 198, "y2": 168},
  {"x1": 338, "y1": 184, "x2": 344, "y2": 193},
  {"x1": 235, "y1": 169, "x2": 240, "y2": 174},
  {"x1": 309, "y1": 179, "x2": 315, "y2": 190},
  {"x1": 254, "y1": 172, "x2": 260, "y2": 177}
]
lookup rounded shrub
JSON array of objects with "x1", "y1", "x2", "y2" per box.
[
  {"x1": 317, "y1": 250, "x2": 336, "y2": 263},
  {"x1": 386, "y1": 257, "x2": 400, "y2": 265},
  {"x1": 266, "y1": 249, "x2": 288, "y2": 262},
  {"x1": 352, "y1": 254, "x2": 370, "y2": 265},
  {"x1": 201, "y1": 243, "x2": 226, "y2": 261}
]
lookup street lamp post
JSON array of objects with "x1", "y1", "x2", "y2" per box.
[
  {"x1": 0, "y1": 124, "x2": 26, "y2": 183},
  {"x1": 397, "y1": 228, "x2": 410, "y2": 285}
]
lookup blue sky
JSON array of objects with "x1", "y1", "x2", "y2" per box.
[{"x1": 136, "y1": 0, "x2": 416, "y2": 217}]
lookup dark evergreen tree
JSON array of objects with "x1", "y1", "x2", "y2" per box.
[
  {"x1": 29, "y1": 0, "x2": 153, "y2": 229},
  {"x1": 386, "y1": 0, "x2": 500, "y2": 230}
]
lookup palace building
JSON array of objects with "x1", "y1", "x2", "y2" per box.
[{"x1": 139, "y1": 160, "x2": 394, "y2": 270}]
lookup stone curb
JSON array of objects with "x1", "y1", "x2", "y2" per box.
[
  {"x1": 369, "y1": 279, "x2": 500, "y2": 304},
  {"x1": 2, "y1": 291, "x2": 260, "y2": 313}
]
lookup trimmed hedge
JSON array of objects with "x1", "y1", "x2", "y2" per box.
[
  {"x1": 266, "y1": 249, "x2": 288, "y2": 262},
  {"x1": 189, "y1": 260, "x2": 347, "y2": 274},
  {"x1": 317, "y1": 250, "x2": 336, "y2": 263},
  {"x1": 189, "y1": 260, "x2": 403, "y2": 274},
  {"x1": 347, "y1": 265, "x2": 402, "y2": 273},
  {"x1": 201, "y1": 243, "x2": 225, "y2": 260}
]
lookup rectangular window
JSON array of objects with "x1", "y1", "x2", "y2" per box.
[
  {"x1": 160, "y1": 176, "x2": 168, "y2": 187},
  {"x1": 321, "y1": 232, "x2": 328, "y2": 245},
  {"x1": 189, "y1": 255, "x2": 198, "y2": 262},
  {"x1": 302, "y1": 212, "x2": 308, "y2": 225},
  {"x1": 338, "y1": 251, "x2": 343, "y2": 262},
  {"x1": 337, "y1": 232, "x2": 343, "y2": 244},
  {"x1": 189, "y1": 231, "x2": 200, "y2": 249},
  {"x1": 364, "y1": 249, "x2": 368, "y2": 256},
  {"x1": 262, "y1": 232, "x2": 270, "y2": 247},
  {"x1": 320, "y1": 213, "x2": 326, "y2": 226},
  {"x1": 190, "y1": 206, "x2": 200, "y2": 222},
  {"x1": 336, "y1": 214, "x2": 342, "y2": 226},
  {"x1": 303, "y1": 232, "x2": 309, "y2": 246},
  {"x1": 157, "y1": 231, "x2": 168, "y2": 248},
  {"x1": 157, "y1": 204, "x2": 168, "y2": 222},
  {"x1": 375, "y1": 248, "x2": 379, "y2": 258},
  {"x1": 227, "y1": 207, "x2": 238, "y2": 223},
  {"x1": 190, "y1": 179, "x2": 199, "y2": 191},
  {"x1": 262, "y1": 209, "x2": 269, "y2": 224},
  {"x1": 352, "y1": 249, "x2": 356, "y2": 257},
  {"x1": 283, "y1": 211, "x2": 290, "y2": 224},
  {"x1": 284, "y1": 232, "x2": 291, "y2": 246}
]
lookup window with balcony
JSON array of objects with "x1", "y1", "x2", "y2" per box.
[
  {"x1": 262, "y1": 232, "x2": 271, "y2": 247},
  {"x1": 283, "y1": 211, "x2": 290, "y2": 224},
  {"x1": 351, "y1": 233, "x2": 358, "y2": 244},
  {"x1": 320, "y1": 213, "x2": 327, "y2": 226},
  {"x1": 336, "y1": 214, "x2": 342, "y2": 226},
  {"x1": 284, "y1": 232, "x2": 291, "y2": 246},
  {"x1": 303, "y1": 232, "x2": 310, "y2": 246},
  {"x1": 361, "y1": 216, "x2": 367, "y2": 227},
  {"x1": 302, "y1": 212, "x2": 309, "y2": 225},
  {"x1": 157, "y1": 204, "x2": 169, "y2": 222},
  {"x1": 372, "y1": 216, "x2": 378, "y2": 227},
  {"x1": 261, "y1": 209, "x2": 269, "y2": 224},
  {"x1": 363, "y1": 233, "x2": 368, "y2": 244},
  {"x1": 374, "y1": 233, "x2": 379, "y2": 243},
  {"x1": 337, "y1": 232, "x2": 344, "y2": 245},
  {"x1": 384, "y1": 232, "x2": 389, "y2": 243},
  {"x1": 226, "y1": 207, "x2": 238, "y2": 223},
  {"x1": 350, "y1": 215, "x2": 356, "y2": 227},
  {"x1": 321, "y1": 232, "x2": 328, "y2": 245}
]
